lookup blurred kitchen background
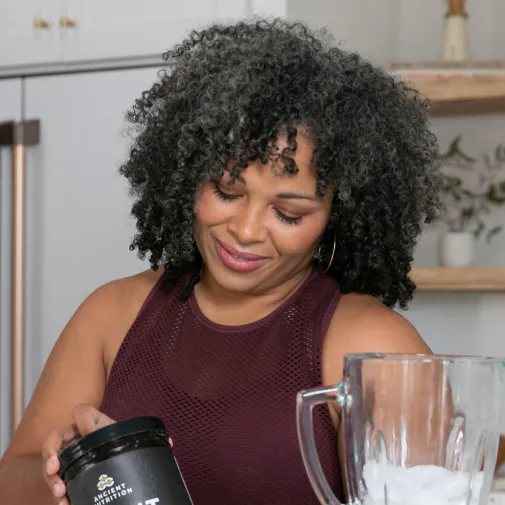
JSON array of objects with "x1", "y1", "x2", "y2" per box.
[{"x1": 1, "y1": 0, "x2": 505, "y2": 463}]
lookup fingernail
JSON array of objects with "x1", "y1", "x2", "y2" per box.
[{"x1": 53, "y1": 483, "x2": 63, "y2": 496}]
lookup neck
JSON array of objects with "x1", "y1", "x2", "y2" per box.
[{"x1": 194, "y1": 266, "x2": 313, "y2": 326}]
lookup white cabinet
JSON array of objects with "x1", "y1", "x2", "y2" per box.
[
  {"x1": 0, "y1": 1, "x2": 59, "y2": 67},
  {"x1": 58, "y1": 0, "x2": 251, "y2": 62},
  {"x1": 4, "y1": 0, "x2": 505, "y2": 70},
  {"x1": 0, "y1": 0, "x2": 254, "y2": 68}
]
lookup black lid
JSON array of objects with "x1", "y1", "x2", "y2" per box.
[{"x1": 59, "y1": 416, "x2": 167, "y2": 475}]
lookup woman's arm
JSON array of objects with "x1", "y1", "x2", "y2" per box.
[
  {"x1": 324, "y1": 293, "x2": 504, "y2": 484},
  {"x1": 322, "y1": 293, "x2": 432, "y2": 491},
  {"x1": 0, "y1": 272, "x2": 152, "y2": 505}
]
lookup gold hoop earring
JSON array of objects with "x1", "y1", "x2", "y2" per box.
[{"x1": 323, "y1": 232, "x2": 336, "y2": 274}]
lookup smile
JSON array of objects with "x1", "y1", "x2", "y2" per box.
[{"x1": 214, "y1": 238, "x2": 269, "y2": 273}]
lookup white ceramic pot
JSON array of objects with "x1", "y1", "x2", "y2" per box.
[
  {"x1": 441, "y1": 15, "x2": 470, "y2": 61},
  {"x1": 439, "y1": 231, "x2": 475, "y2": 267}
]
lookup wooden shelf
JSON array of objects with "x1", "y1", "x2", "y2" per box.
[
  {"x1": 406, "y1": 75, "x2": 505, "y2": 116},
  {"x1": 411, "y1": 267, "x2": 505, "y2": 291},
  {"x1": 386, "y1": 61, "x2": 505, "y2": 116}
]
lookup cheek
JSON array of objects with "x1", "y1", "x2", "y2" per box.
[
  {"x1": 271, "y1": 215, "x2": 328, "y2": 256},
  {"x1": 194, "y1": 186, "x2": 232, "y2": 227}
]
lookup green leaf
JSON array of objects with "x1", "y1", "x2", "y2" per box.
[
  {"x1": 442, "y1": 135, "x2": 476, "y2": 162},
  {"x1": 442, "y1": 136, "x2": 462, "y2": 158},
  {"x1": 495, "y1": 145, "x2": 504, "y2": 163},
  {"x1": 444, "y1": 175, "x2": 462, "y2": 188},
  {"x1": 498, "y1": 144, "x2": 505, "y2": 162},
  {"x1": 486, "y1": 225, "x2": 503, "y2": 243},
  {"x1": 487, "y1": 184, "x2": 505, "y2": 204},
  {"x1": 474, "y1": 220, "x2": 485, "y2": 238},
  {"x1": 484, "y1": 153, "x2": 493, "y2": 170}
]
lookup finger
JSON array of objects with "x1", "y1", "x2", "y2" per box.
[
  {"x1": 72, "y1": 404, "x2": 99, "y2": 436},
  {"x1": 169, "y1": 437, "x2": 173, "y2": 448},
  {"x1": 45, "y1": 472, "x2": 67, "y2": 499},
  {"x1": 42, "y1": 426, "x2": 78, "y2": 476},
  {"x1": 94, "y1": 411, "x2": 115, "y2": 431},
  {"x1": 42, "y1": 425, "x2": 79, "y2": 458},
  {"x1": 42, "y1": 453, "x2": 67, "y2": 501},
  {"x1": 72, "y1": 405, "x2": 114, "y2": 436}
]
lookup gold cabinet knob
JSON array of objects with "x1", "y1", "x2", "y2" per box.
[
  {"x1": 59, "y1": 16, "x2": 77, "y2": 28},
  {"x1": 33, "y1": 18, "x2": 50, "y2": 29}
]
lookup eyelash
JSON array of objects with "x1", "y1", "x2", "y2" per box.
[
  {"x1": 213, "y1": 185, "x2": 239, "y2": 202},
  {"x1": 212, "y1": 184, "x2": 303, "y2": 226},
  {"x1": 274, "y1": 210, "x2": 302, "y2": 226}
]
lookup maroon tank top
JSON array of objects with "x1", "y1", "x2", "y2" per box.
[{"x1": 101, "y1": 270, "x2": 344, "y2": 504}]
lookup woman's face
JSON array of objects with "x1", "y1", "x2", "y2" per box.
[{"x1": 194, "y1": 133, "x2": 333, "y2": 294}]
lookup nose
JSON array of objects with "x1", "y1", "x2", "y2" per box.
[{"x1": 227, "y1": 204, "x2": 268, "y2": 245}]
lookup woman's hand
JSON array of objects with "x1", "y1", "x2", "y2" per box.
[{"x1": 42, "y1": 404, "x2": 115, "y2": 505}]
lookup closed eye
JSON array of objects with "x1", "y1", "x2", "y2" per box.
[
  {"x1": 213, "y1": 183, "x2": 241, "y2": 201},
  {"x1": 274, "y1": 209, "x2": 302, "y2": 225},
  {"x1": 213, "y1": 182, "x2": 303, "y2": 225}
]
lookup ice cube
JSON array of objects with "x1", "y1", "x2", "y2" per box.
[{"x1": 361, "y1": 461, "x2": 483, "y2": 505}]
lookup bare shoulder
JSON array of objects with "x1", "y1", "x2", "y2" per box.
[
  {"x1": 91, "y1": 268, "x2": 162, "y2": 309},
  {"x1": 322, "y1": 292, "x2": 431, "y2": 386},
  {"x1": 66, "y1": 268, "x2": 163, "y2": 347},
  {"x1": 1, "y1": 268, "x2": 163, "y2": 461},
  {"x1": 85, "y1": 268, "x2": 164, "y2": 372}
]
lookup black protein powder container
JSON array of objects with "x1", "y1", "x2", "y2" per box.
[{"x1": 59, "y1": 416, "x2": 193, "y2": 505}]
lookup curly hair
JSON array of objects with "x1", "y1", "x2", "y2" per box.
[{"x1": 119, "y1": 18, "x2": 441, "y2": 309}]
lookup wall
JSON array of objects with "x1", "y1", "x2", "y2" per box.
[
  {"x1": 409, "y1": 116, "x2": 505, "y2": 357},
  {"x1": 287, "y1": 0, "x2": 505, "y2": 357}
]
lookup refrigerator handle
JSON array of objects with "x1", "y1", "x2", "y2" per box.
[{"x1": 0, "y1": 120, "x2": 40, "y2": 435}]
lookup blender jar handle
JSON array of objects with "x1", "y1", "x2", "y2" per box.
[{"x1": 296, "y1": 382, "x2": 348, "y2": 505}]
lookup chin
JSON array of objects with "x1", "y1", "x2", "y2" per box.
[{"x1": 206, "y1": 262, "x2": 268, "y2": 294}]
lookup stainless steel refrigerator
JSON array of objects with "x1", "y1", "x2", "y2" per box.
[{"x1": 0, "y1": 61, "x2": 159, "y2": 455}]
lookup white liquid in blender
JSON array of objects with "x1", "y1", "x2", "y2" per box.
[{"x1": 362, "y1": 461, "x2": 484, "y2": 505}]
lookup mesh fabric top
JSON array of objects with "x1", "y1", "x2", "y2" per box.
[{"x1": 101, "y1": 270, "x2": 344, "y2": 504}]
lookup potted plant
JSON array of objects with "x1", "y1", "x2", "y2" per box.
[{"x1": 436, "y1": 135, "x2": 505, "y2": 267}]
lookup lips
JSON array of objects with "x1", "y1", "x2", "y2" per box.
[{"x1": 214, "y1": 238, "x2": 269, "y2": 273}]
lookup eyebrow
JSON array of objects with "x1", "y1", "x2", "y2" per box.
[
  {"x1": 221, "y1": 180, "x2": 317, "y2": 201},
  {"x1": 276, "y1": 192, "x2": 317, "y2": 201}
]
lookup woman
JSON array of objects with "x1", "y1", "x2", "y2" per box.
[{"x1": 0, "y1": 19, "x2": 440, "y2": 505}]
